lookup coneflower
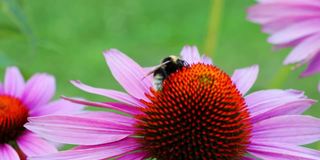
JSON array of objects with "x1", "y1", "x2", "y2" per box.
[
  {"x1": 27, "y1": 46, "x2": 320, "y2": 160},
  {"x1": 247, "y1": 0, "x2": 320, "y2": 77},
  {"x1": 0, "y1": 67, "x2": 83, "y2": 160}
]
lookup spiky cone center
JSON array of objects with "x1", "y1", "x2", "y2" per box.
[
  {"x1": 0, "y1": 95, "x2": 28, "y2": 143},
  {"x1": 136, "y1": 63, "x2": 252, "y2": 160}
]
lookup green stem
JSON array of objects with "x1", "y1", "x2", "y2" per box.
[
  {"x1": 204, "y1": 0, "x2": 224, "y2": 58},
  {"x1": 268, "y1": 66, "x2": 291, "y2": 88}
]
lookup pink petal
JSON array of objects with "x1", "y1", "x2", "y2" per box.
[
  {"x1": 104, "y1": 49, "x2": 152, "y2": 100},
  {"x1": 262, "y1": 16, "x2": 319, "y2": 34},
  {"x1": 246, "y1": 89, "x2": 306, "y2": 115},
  {"x1": 22, "y1": 74, "x2": 55, "y2": 110},
  {"x1": 248, "y1": 142, "x2": 320, "y2": 160},
  {"x1": 251, "y1": 115, "x2": 320, "y2": 145},
  {"x1": 29, "y1": 138, "x2": 141, "y2": 160},
  {"x1": 301, "y1": 52, "x2": 320, "y2": 77},
  {"x1": 29, "y1": 99, "x2": 84, "y2": 117},
  {"x1": 17, "y1": 131, "x2": 57, "y2": 157},
  {"x1": 71, "y1": 80, "x2": 144, "y2": 107},
  {"x1": 25, "y1": 113, "x2": 136, "y2": 145},
  {"x1": 284, "y1": 33, "x2": 320, "y2": 65},
  {"x1": 180, "y1": 45, "x2": 201, "y2": 64},
  {"x1": 247, "y1": 3, "x2": 320, "y2": 24},
  {"x1": 268, "y1": 19, "x2": 320, "y2": 44},
  {"x1": 201, "y1": 55, "x2": 213, "y2": 64},
  {"x1": 272, "y1": 36, "x2": 307, "y2": 50},
  {"x1": 117, "y1": 152, "x2": 148, "y2": 160},
  {"x1": 250, "y1": 98, "x2": 315, "y2": 123},
  {"x1": 0, "y1": 144, "x2": 19, "y2": 160},
  {"x1": 258, "y1": 0, "x2": 320, "y2": 7},
  {"x1": 3, "y1": 66, "x2": 25, "y2": 98},
  {"x1": 62, "y1": 96, "x2": 142, "y2": 115},
  {"x1": 231, "y1": 65, "x2": 259, "y2": 95},
  {"x1": 72, "y1": 112, "x2": 139, "y2": 125}
]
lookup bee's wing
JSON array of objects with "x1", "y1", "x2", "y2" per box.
[
  {"x1": 143, "y1": 68, "x2": 157, "y2": 79},
  {"x1": 142, "y1": 61, "x2": 170, "y2": 80}
]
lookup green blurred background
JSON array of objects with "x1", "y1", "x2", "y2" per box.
[{"x1": 0, "y1": 0, "x2": 319, "y2": 149}]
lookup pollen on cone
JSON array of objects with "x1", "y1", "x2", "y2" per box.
[
  {"x1": 0, "y1": 95, "x2": 28, "y2": 143},
  {"x1": 136, "y1": 63, "x2": 252, "y2": 160}
]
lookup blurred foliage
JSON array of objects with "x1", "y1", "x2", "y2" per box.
[{"x1": 0, "y1": 0, "x2": 319, "y2": 149}]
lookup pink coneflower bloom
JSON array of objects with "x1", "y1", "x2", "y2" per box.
[
  {"x1": 0, "y1": 67, "x2": 83, "y2": 160},
  {"x1": 26, "y1": 46, "x2": 320, "y2": 160},
  {"x1": 247, "y1": 0, "x2": 320, "y2": 77}
]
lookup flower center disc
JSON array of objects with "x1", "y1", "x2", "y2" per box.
[
  {"x1": 0, "y1": 95, "x2": 28, "y2": 143},
  {"x1": 136, "y1": 64, "x2": 252, "y2": 160}
]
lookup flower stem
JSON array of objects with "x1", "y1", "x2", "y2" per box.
[{"x1": 204, "y1": 0, "x2": 224, "y2": 58}]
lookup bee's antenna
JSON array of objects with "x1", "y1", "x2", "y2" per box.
[{"x1": 142, "y1": 61, "x2": 170, "y2": 80}]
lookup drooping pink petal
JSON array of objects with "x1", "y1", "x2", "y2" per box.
[
  {"x1": 62, "y1": 96, "x2": 142, "y2": 115},
  {"x1": 246, "y1": 89, "x2": 306, "y2": 114},
  {"x1": 0, "y1": 144, "x2": 19, "y2": 160},
  {"x1": 29, "y1": 138, "x2": 141, "y2": 160},
  {"x1": 250, "y1": 98, "x2": 315, "y2": 123},
  {"x1": 248, "y1": 3, "x2": 320, "y2": 24},
  {"x1": 25, "y1": 113, "x2": 136, "y2": 145},
  {"x1": 201, "y1": 55, "x2": 213, "y2": 64},
  {"x1": 284, "y1": 33, "x2": 320, "y2": 65},
  {"x1": 301, "y1": 52, "x2": 320, "y2": 77},
  {"x1": 117, "y1": 152, "x2": 148, "y2": 160},
  {"x1": 247, "y1": 89, "x2": 314, "y2": 122},
  {"x1": 272, "y1": 36, "x2": 308, "y2": 50},
  {"x1": 231, "y1": 65, "x2": 259, "y2": 95},
  {"x1": 268, "y1": 19, "x2": 320, "y2": 44},
  {"x1": 22, "y1": 74, "x2": 55, "y2": 110},
  {"x1": 17, "y1": 131, "x2": 57, "y2": 157},
  {"x1": 29, "y1": 99, "x2": 84, "y2": 117},
  {"x1": 3, "y1": 66, "x2": 25, "y2": 98},
  {"x1": 251, "y1": 115, "x2": 320, "y2": 145},
  {"x1": 180, "y1": 45, "x2": 201, "y2": 64},
  {"x1": 262, "y1": 16, "x2": 318, "y2": 34},
  {"x1": 248, "y1": 142, "x2": 320, "y2": 160},
  {"x1": 104, "y1": 49, "x2": 152, "y2": 100},
  {"x1": 71, "y1": 80, "x2": 145, "y2": 107},
  {"x1": 258, "y1": 0, "x2": 320, "y2": 7},
  {"x1": 71, "y1": 112, "x2": 138, "y2": 124}
]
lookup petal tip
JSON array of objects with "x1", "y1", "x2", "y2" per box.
[
  {"x1": 103, "y1": 48, "x2": 121, "y2": 55},
  {"x1": 70, "y1": 80, "x2": 82, "y2": 86}
]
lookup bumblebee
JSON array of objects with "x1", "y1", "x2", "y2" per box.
[{"x1": 148, "y1": 56, "x2": 188, "y2": 90}]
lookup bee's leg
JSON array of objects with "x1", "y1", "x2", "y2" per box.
[
  {"x1": 153, "y1": 69, "x2": 166, "y2": 91},
  {"x1": 153, "y1": 77, "x2": 163, "y2": 90}
]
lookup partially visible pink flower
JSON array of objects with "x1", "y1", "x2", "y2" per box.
[
  {"x1": 26, "y1": 46, "x2": 320, "y2": 160},
  {"x1": 247, "y1": 0, "x2": 320, "y2": 77},
  {"x1": 0, "y1": 67, "x2": 83, "y2": 160}
]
